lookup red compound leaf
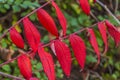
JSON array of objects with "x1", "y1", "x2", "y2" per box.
[
  {"x1": 54, "y1": 40, "x2": 71, "y2": 77},
  {"x1": 23, "y1": 17, "x2": 41, "y2": 53},
  {"x1": 105, "y1": 20, "x2": 120, "y2": 47},
  {"x1": 29, "y1": 77, "x2": 39, "y2": 80},
  {"x1": 79, "y1": 0, "x2": 90, "y2": 15},
  {"x1": 17, "y1": 54, "x2": 32, "y2": 80},
  {"x1": 37, "y1": 8, "x2": 59, "y2": 37},
  {"x1": 9, "y1": 28, "x2": 24, "y2": 48},
  {"x1": 69, "y1": 34, "x2": 86, "y2": 69},
  {"x1": 52, "y1": 1, "x2": 67, "y2": 36},
  {"x1": 38, "y1": 47, "x2": 55, "y2": 80},
  {"x1": 87, "y1": 28, "x2": 100, "y2": 64},
  {"x1": 98, "y1": 22, "x2": 108, "y2": 54}
]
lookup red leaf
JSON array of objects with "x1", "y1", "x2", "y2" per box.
[
  {"x1": 98, "y1": 22, "x2": 108, "y2": 53},
  {"x1": 94, "y1": 0, "x2": 96, "y2": 3},
  {"x1": 87, "y1": 28, "x2": 100, "y2": 64},
  {"x1": 79, "y1": 0, "x2": 90, "y2": 15},
  {"x1": 38, "y1": 48, "x2": 55, "y2": 80},
  {"x1": 23, "y1": 17, "x2": 41, "y2": 52},
  {"x1": 69, "y1": 34, "x2": 86, "y2": 69},
  {"x1": 52, "y1": 1, "x2": 67, "y2": 35},
  {"x1": 29, "y1": 77, "x2": 39, "y2": 80},
  {"x1": 37, "y1": 9, "x2": 59, "y2": 37},
  {"x1": 105, "y1": 20, "x2": 120, "y2": 46},
  {"x1": 54, "y1": 40, "x2": 71, "y2": 77},
  {"x1": 9, "y1": 28, "x2": 24, "y2": 48},
  {"x1": 17, "y1": 54, "x2": 32, "y2": 80}
]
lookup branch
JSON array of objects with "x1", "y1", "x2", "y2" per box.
[
  {"x1": 0, "y1": 72, "x2": 24, "y2": 80},
  {"x1": 0, "y1": 22, "x2": 98, "y2": 67},
  {"x1": 96, "y1": 0, "x2": 120, "y2": 25}
]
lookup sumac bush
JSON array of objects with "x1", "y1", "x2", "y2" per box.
[{"x1": 0, "y1": 0, "x2": 120, "y2": 80}]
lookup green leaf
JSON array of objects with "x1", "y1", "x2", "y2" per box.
[
  {"x1": 32, "y1": 60, "x2": 37, "y2": 65},
  {"x1": 86, "y1": 55, "x2": 97, "y2": 64},
  {"x1": 36, "y1": 63, "x2": 42, "y2": 70},
  {"x1": 32, "y1": 2, "x2": 40, "y2": 7},
  {"x1": 13, "y1": 67, "x2": 20, "y2": 76},
  {"x1": 0, "y1": 24, "x2": 3, "y2": 32},
  {"x1": 23, "y1": 1, "x2": 35, "y2": 9},
  {"x1": 14, "y1": 0, "x2": 22, "y2": 5},
  {"x1": 12, "y1": 5, "x2": 21, "y2": 12},
  {"x1": 1, "y1": 39, "x2": 7, "y2": 48},
  {"x1": 0, "y1": 7, "x2": 7, "y2": 13},
  {"x1": 4, "y1": 4, "x2": 10, "y2": 9},
  {"x1": 29, "y1": 14, "x2": 36, "y2": 21},
  {"x1": 56, "y1": 69, "x2": 63, "y2": 78},
  {"x1": 7, "y1": 0, "x2": 13, "y2": 3},
  {"x1": 20, "y1": 4, "x2": 28, "y2": 9},
  {"x1": 115, "y1": 62, "x2": 120, "y2": 70},
  {"x1": 2, "y1": 65, "x2": 11, "y2": 72},
  {"x1": 34, "y1": 72, "x2": 41, "y2": 78}
]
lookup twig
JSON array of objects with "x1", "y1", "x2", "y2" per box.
[
  {"x1": 114, "y1": 0, "x2": 119, "y2": 14},
  {"x1": 0, "y1": 0, "x2": 52, "y2": 41},
  {"x1": 0, "y1": 49, "x2": 32, "y2": 67},
  {"x1": 63, "y1": 22, "x2": 99, "y2": 39},
  {"x1": 0, "y1": 55, "x2": 20, "y2": 67},
  {"x1": 89, "y1": 70, "x2": 103, "y2": 80},
  {"x1": 109, "y1": 0, "x2": 113, "y2": 10},
  {"x1": 90, "y1": 12, "x2": 99, "y2": 22},
  {"x1": 0, "y1": 11, "x2": 12, "y2": 23},
  {"x1": 96, "y1": 0, "x2": 120, "y2": 25},
  {"x1": 108, "y1": 65, "x2": 112, "y2": 74},
  {"x1": 0, "y1": 72, "x2": 24, "y2": 80}
]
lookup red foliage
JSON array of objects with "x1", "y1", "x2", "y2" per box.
[
  {"x1": 29, "y1": 77, "x2": 39, "y2": 80},
  {"x1": 38, "y1": 47, "x2": 55, "y2": 80},
  {"x1": 79, "y1": 0, "x2": 90, "y2": 15},
  {"x1": 23, "y1": 17, "x2": 41, "y2": 53},
  {"x1": 98, "y1": 22, "x2": 108, "y2": 53},
  {"x1": 87, "y1": 28, "x2": 100, "y2": 64},
  {"x1": 105, "y1": 20, "x2": 120, "y2": 46},
  {"x1": 17, "y1": 54, "x2": 32, "y2": 80},
  {"x1": 52, "y1": 1, "x2": 67, "y2": 36},
  {"x1": 5, "y1": 0, "x2": 120, "y2": 79},
  {"x1": 69, "y1": 34, "x2": 86, "y2": 69},
  {"x1": 54, "y1": 40, "x2": 72, "y2": 77},
  {"x1": 37, "y1": 8, "x2": 59, "y2": 37},
  {"x1": 94, "y1": 0, "x2": 96, "y2": 3},
  {"x1": 9, "y1": 28, "x2": 24, "y2": 48}
]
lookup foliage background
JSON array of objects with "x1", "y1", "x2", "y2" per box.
[{"x1": 0, "y1": 0, "x2": 120, "y2": 80}]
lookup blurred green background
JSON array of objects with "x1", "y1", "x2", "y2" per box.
[{"x1": 0, "y1": 0, "x2": 120, "y2": 80}]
